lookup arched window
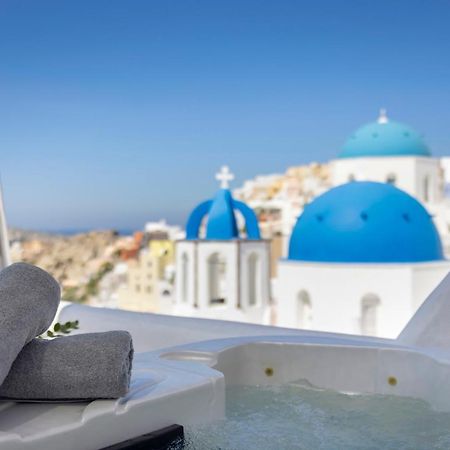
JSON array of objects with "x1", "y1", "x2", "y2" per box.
[
  {"x1": 297, "y1": 290, "x2": 312, "y2": 329},
  {"x1": 360, "y1": 294, "x2": 380, "y2": 336},
  {"x1": 423, "y1": 176, "x2": 430, "y2": 203},
  {"x1": 208, "y1": 253, "x2": 227, "y2": 305},
  {"x1": 386, "y1": 173, "x2": 396, "y2": 185},
  {"x1": 248, "y1": 252, "x2": 260, "y2": 306},
  {"x1": 181, "y1": 252, "x2": 189, "y2": 303}
]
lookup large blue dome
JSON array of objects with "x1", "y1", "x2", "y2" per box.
[
  {"x1": 288, "y1": 182, "x2": 443, "y2": 263},
  {"x1": 339, "y1": 112, "x2": 430, "y2": 159}
]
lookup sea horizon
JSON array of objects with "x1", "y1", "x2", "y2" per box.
[{"x1": 9, "y1": 227, "x2": 137, "y2": 237}]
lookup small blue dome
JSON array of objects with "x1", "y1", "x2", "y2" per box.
[
  {"x1": 185, "y1": 166, "x2": 261, "y2": 240},
  {"x1": 288, "y1": 182, "x2": 443, "y2": 263},
  {"x1": 339, "y1": 112, "x2": 430, "y2": 159},
  {"x1": 205, "y1": 189, "x2": 239, "y2": 239}
]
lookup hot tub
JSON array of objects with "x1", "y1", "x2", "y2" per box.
[{"x1": 1, "y1": 273, "x2": 450, "y2": 449}]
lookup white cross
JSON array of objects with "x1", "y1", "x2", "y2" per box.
[
  {"x1": 378, "y1": 108, "x2": 388, "y2": 124},
  {"x1": 215, "y1": 165, "x2": 234, "y2": 189}
]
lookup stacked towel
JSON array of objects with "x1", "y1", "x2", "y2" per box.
[
  {"x1": 0, "y1": 263, "x2": 134, "y2": 401},
  {"x1": 0, "y1": 263, "x2": 60, "y2": 385},
  {"x1": 0, "y1": 332, "x2": 133, "y2": 400}
]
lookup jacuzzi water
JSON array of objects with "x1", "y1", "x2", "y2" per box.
[{"x1": 177, "y1": 384, "x2": 450, "y2": 450}]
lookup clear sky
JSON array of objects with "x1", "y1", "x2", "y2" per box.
[{"x1": 1, "y1": 0, "x2": 450, "y2": 231}]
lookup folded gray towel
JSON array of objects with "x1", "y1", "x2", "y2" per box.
[
  {"x1": 0, "y1": 331, "x2": 134, "y2": 400},
  {"x1": 0, "y1": 262, "x2": 60, "y2": 385}
]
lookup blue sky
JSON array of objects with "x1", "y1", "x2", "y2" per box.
[{"x1": 1, "y1": 0, "x2": 450, "y2": 231}]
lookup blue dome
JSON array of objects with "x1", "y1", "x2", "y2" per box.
[
  {"x1": 288, "y1": 182, "x2": 443, "y2": 263},
  {"x1": 185, "y1": 167, "x2": 261, "y2": 240},
  {"x1": 339, "y1": 113, "x2": 430, "y2": 159}
]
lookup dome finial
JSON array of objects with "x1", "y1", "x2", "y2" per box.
[
  {"x1": 378, "y1": 108, "x2": 388, "y2": 124},
  {"x1": 215, "y1": 165, "x2": 234, "y2": 189}
]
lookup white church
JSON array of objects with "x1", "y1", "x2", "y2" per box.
[
  {"x1": 274, "y1": 111, "x2": 450, "y2": 338},
  {"x1": 275, "y1": 181, "x2": 450, "y2": 338},
  {"x1": 172, "y1": 112, "x2": 450, "y2": 338},
  {"x1": 173, "y1": 166, "x2": 272, "y2": 324},
  {"x1": 331, "y1": 109, "x2": 450, "y2": 250}
]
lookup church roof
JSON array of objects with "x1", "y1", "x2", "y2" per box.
[
  {"x1": 288, "y1": 181, "x2": 443, "y2": 263},
  {"x1": 339, "y1": 110, "x2": 431, "y2": 159},
  {"x1": 186, "y1": 166, "x2": 261, "y2": 240}
]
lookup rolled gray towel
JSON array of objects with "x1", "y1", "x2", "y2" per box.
[
  {"x1": 0, "y1": 262, "x2": 60, "y2": 385},
  {"x1": 0, "y1": 331, "x2": 134, "y2": 400}
]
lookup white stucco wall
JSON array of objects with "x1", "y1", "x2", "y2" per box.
[
  {"x1": 238, "y1": 240, "x2": 271, "y2": 311},
  {"x1": 174, "y1": 240, "x2": 271, "y2": 324},
  {"x1": 174, "y1": 241, "x2": 197, "y2": 310},
  {"x1": 331, "y1": 156, "x2": 441, "y2": 205},
  {"x1": 411, "y1": 262, "x2": 450, "y2": 311},
  {"x1": 275, "y1": 260, "x2": 450, "y2": 338}
]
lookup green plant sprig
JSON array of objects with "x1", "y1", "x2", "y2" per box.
[{"x1": 40, "y1": 320, "x2": 79, "y2": 339}]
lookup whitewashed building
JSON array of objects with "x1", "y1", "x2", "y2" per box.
[
  {"x1": 173, "y1": 167, "x2": 271, "y2": 324},
  {"x1": 275, "y1": 181, "x2": 450, "y2": 338},
  {"x1": 331, "y1": 109, "x2": 450, "y2": 252}
]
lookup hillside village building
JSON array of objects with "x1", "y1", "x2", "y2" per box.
[{"x1": 117, "y1": 221, "x2": 181, "y2": 312}]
